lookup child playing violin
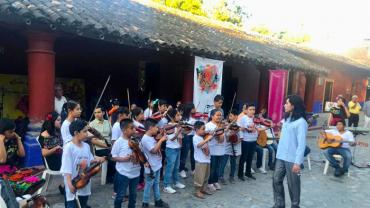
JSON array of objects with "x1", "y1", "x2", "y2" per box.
[
  {"x1": 163, "y1": 109, "x2": 186, "y2": 194},
  {"x1": 60, "y1": 120, "x2": 105, "y2": 208},
  {"x1": 206, "y1": 109, "x2": 225, "y2": 192},
  {"x1": 222, "y1": 109, "x2": 242, "y2": 184},
  {"x1": 111, "y1": 119, "x2": 141, "y2": 208},
  {"x1": 192, "y1": 121, "x2": 213, "y2": 199},
  {"x1": 141, "y1": 118, "x2": 169, "y2": 208}
]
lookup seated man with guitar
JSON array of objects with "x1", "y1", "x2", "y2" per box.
[{"x1": 321, "y1": 120, "x2": 354, "y2": 177}]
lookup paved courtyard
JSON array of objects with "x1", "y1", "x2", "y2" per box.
[{"x1": 46, "y1": 113, "x2": 370, "y2": 208}]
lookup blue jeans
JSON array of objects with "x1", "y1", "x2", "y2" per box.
[
  {"x1": 114, "y1": 172, "x2": 139, "y2": 208},
  {"x1": 209, "y1": 155, "x2": 223, "y2": 184},
  {"x1": 179, "y1": 135, "x2": 195, "y2": 171},
  {"x1": 65, "y1": 196, "x2": 88, "y2": 208},
  {"x1": 164, "y1": 147, "x2": 181, "y2": 187},
  {"x1": 219, "y1": 155, "x2": 229, "y2": 178},
  {"x1": 229, "y1": 155, "x2": 237, "y2": 177},
  {"x1": 256, "y1": 145, "x2": 276, "y2": 168},
  {"x1": 324, "y1": 147, "x2": 352, "y2": 172},
  {"x1": 143, "y1": 169, "x2": 161, "y2": 203}
]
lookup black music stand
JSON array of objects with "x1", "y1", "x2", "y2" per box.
[{"x1": 349, "y1": 127, "x2": 370, "y2": 168}]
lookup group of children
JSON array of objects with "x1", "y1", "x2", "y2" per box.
[{"x1": 0, "y1": 93, "x2": 279, "y2": 208}]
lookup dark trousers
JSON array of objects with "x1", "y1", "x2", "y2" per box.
[
  {"x1": 114, "y1": 172, "x2": 139, "y2": 208},
  {"x1": 256, "y1": 144, "x2": 276, "y2": 169},
  {"x1": 139, "y1": 163, "x2": 145, "y2": 183},
  {"x1": 348, "y1": 113, "x2": 359, "y2": 127},
  {"x1": 65, "y1": 196, "x2": 88, "y2": 208},
  {"x1": 208, "y1": 155, "x2": 223, "y2": 184},
  {"x1": 273, "y1": 159, "x2": 301, "y2": 208},
  {"x1": 179, "y1": 135, "x2": 195, "y2": 171},
  {"x1": 95, "y1": 149, "x2": 115, "y2": 183},
  {"x1": 238, "y1": 141, "x2": 256, "y2": 177}
]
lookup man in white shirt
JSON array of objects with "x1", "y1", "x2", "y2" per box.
[
  {"x1": 54, "y1": 83, "x2": 67, "y2": 115},
  {"x1": 323, "y1": 120, "x2": 354, "y2": 177}
]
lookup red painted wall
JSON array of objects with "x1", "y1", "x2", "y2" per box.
[{"x1": 311, "y1": 69, "x2": 369, "y2": 112}]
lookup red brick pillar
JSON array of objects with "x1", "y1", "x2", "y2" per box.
[
  {"x1": 182, "y1": 69, "x2": 193, "y2": 103},
  {"x1": 26, "y1": 32, "x2": 55, "y2": 122}
]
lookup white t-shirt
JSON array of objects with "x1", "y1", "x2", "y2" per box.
[
  {"x1": 205, "y1": 122, "x2": 225, "y2": 156},
  {"x1": 60, "y1": 142, "x2": 94, "y2": 201},
  {"x1": 225, "y1": 131, "x2": 242, "y2": 156},
  {"x1": 61, "y1": 120, "x2": 72, "y2": 145},
  {"x1": 166, "y1": 127, "x2": 181, "y2": 149},
  {"x1": 111, "y1": 137, "x2": 141, "y2": 178},
  {"x1": 141, "y1": 134, "x2": 162, "y2": 173},
  {"x1": 238, "y1": 115, "x2": 258, "y2": 142},
  {"x1": 193, "y1": 134, "x2": 211, "y2": 163},
  {"x1": 157, "y1": 117, "x2": 168, "y2": 128},
  {"x1": 144, "y1": 108, "x2": 153, "y2": 120},
  {"x1": 111, "y1": 122, "x2": 122, "y2": 141},
  {"x1": 55, "y1": 96, "x2": 67, "y2": 115},
  {"x1": 184, "y1": 117, "x2": 196, "y2": 136},
  {"x1": 325, "y1": 129, "x2": 354, "y2": 149}
]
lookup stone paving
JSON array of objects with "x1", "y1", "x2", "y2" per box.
[{"x1": 46, "y1": 113, "x2": 370, "y2": 208}]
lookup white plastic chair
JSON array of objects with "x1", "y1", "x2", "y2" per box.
[
  {"x1": 37, "y1": 157, "x2": 63, "y2": 195},
  {"x1": 323, "y1": 154, "x2": 350, "y2": 176}
]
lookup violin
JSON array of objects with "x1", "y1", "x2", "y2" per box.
[
  {"x1": 72, "y1": 161, "x2": 103, "y2": 189},
  {"x1": 88, "y1": 126, "x2": 111, "y2": 148},
  {"x1": 128, "y1": 138, "x2": 155, "y2": 178},
  {"x1": 179, "y1": 121, "x2": 193, "y2": 131},
  {"x1": 191, "y1": 112, "x2": 209, "y2": 120}
]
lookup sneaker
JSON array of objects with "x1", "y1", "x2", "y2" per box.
[
  {"x1": 201, "y1": 188, "x2": 213, "y2": 195},
  {"x1": 111, "y1": 192, "x2": 116, "y2": 200},
  {"x1": 142, "y1": 203, "x2": 149, "y2": 208},
  {"x1": 214, "y1": 183, "x2": 222, "y2": 190},
  {"x1": 219, "y1": 177, "x2": 227, "y2": 185},
  {"x1": 207, "y1": 184, "x2": 216, "y2": 192},
  {"x1": 238, "y1": 176, "x2": 245, "y2": 181},
  {"x1": 163, "y1": 186, "x2": 177, "y2": 194},
  {"x1": 179, "y1": 170, "x2": 187, "y2": 178},
  {"x1": 194, "y1": 191, "x2": 205, "y2": 199},
  {"x1": 175, "y1": 182, "x2": 186, "y2": 189},
  {"x1": 229, "y1": 177, "x2": 235, "y2": 184},
  {"x1": 246, "y1": 174, "x2": 256, "y2": 180},
  {"x1": 58, "y1": 184, "x2": 65, "y2": 195},
  {"x1": 192, "y1": 170, "x2": 195, "y2": 175},
  {"x1": 251, "y1": 168, "x2": 255, "y2": 174},
  {"x1": 258, "y1": 167, "x2": 267, "y2": 174},
  {"x1": 155, "y1": 199, "x2": 169, "y2": 208},
  {"x1": 334, "y1": 168, "x2": 343, "y2": 177}
]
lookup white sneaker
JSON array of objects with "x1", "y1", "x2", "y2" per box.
[
  {"x1": 214, "y1": 183, "x2": 222, "y2": 190},
  {"x1": 259, "y1": 167, "x2": 267, "y2": 174},
  {"x1": 163, "y1": 186, "x2": 176, "y2": 194},
  {"x1": 179, "y1": 170, "x2": 187, "y2": 178},
  {"x1": 251, "y1": 168, "x2": 255, "y2": 174},
  {"x1": 175, "y1": 182, "x2": 186, "y2": 189},
  {"x1": 192, "y1": 170, "x2": 195, "y2": 175},
  {"x1": 207, "y1": 184, "x2": 216, "y2": 192}
]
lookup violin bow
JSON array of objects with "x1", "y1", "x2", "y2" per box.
[
  {"x1": 228, "y1": 92, "x2": 237, "y2": 117},
  {"x1": 88, "y1": 75, "x2": 111, "y2": 122},
  {"x1": 127, "y1": 88, "x2": 131, "y2": 112}
]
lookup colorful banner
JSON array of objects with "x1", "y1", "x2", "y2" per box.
[
  {"x1": 193, "y1": 56, "x2": 223, "y2": 112},
  {"x1": 268, "y1": 70, "x2": 288, "y2": 124},
  {"x1": 0, "y1": 74, "x2": 85, "y2": 119}
]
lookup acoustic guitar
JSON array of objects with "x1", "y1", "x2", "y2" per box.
[{"x1": 318, "y1": 132, "x2": 368, "y2": 149}]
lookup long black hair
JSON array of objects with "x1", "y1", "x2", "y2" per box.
[
  {"x1": 284, "y1": 95, "x2": 306, "y2": 122},
  {"x1": 182, "y1": 103, "x2": 195, "y2": 121},
  {"x1": 131, "y1": 107, "x2": 143, "y2": 121},
  {"x1": 61, "y1": 100, "x2": 80, "y2": 122},
  {"x1": 41, "y1": 112, "x2": 60, "y2": 136}
]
